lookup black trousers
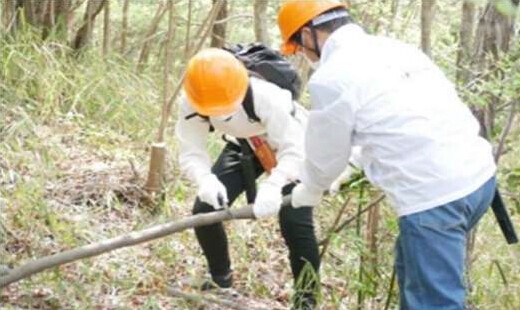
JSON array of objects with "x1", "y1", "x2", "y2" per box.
[{"x1": 192, "y1": 142, "x2": 320, "y2": 286}]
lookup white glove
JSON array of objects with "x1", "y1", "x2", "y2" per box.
[
  {"x1": 197, "y1": 174, "x2": 228, "y2": 209},
  {"x1": 253, "y1": 172, "x2": 286, "y2": 219},
  {"x1": 291, "y1": 183, "x2": 323, "y2": 208},
  {"x1": 329, "y1": 166, "x2": 353, "y2": 195}
]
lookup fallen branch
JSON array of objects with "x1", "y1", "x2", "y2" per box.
[
  {"x1": 0, "y1": 206, "x2": 254, "y2": 288},
  {"x1": 167, "y1": 287, "x2": 275, "y2": 310}
]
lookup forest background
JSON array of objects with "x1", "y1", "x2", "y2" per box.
[{"x1": 1, "y1": 0, "x2": 519, "y2": 309}]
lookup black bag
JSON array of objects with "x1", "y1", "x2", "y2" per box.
[{"x1": 224, "y1": 43, "x2": 302, "y2": 122}]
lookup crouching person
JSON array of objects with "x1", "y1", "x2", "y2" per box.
[{"x1": 175, "y1": 48, "x2": 319, "y2": 309}]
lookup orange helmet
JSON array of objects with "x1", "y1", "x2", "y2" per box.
[
  {"x1": 278, "y1": 0, "x2": 348, "y2": 55},
  {"x1": 184, "y1": 48, "x2": 249, "y2": 116}
]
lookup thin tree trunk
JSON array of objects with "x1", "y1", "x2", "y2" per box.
[
  {"x1": 137, "y1": 1, "x2": 167, "y2": 73},
  {"x1": 366, "y1": 204, "x2": 380, "y2": 269},
  {"x1": 254, "y1": 0, "x2": 270, "y2": 45},
  {"x1": 356, "y1": 186, "x2": 366, "y2": 310},
  {"x1": 146, "y1": 0, "x2": 225, "y2": 195},
  {"x1": 121, "y1": 0, "x2": 129, "y2": 54},
  {"x1": 456, "y1": 0, "x2": 476, "y2": 84},
  {"x1": 102, "y1": 0, "x2": 110, "y2": 57},
  {"x1": 0, "y1": 206, "x2": 254, "y2": 288},
  {"x1": 465, "y1": 0, "x2": 519, "y2": 297},
  {"x1": 72, "y1": 0, "x2": 106, "y2": 50},
  {"x1": 210, "y1": 0, "x2": 227, "y2": 47},
  {"x1": 156, "y1": 0, "x2": 225, "y2": 142},
  {"x1": 184, "y1": 0, "x2": 192, "y2": 58},
  {"x1": 1, "y1": 0, "x2": 17, "y2": 33},
  {"x1": 144, "y1": 0, "x2": 177, "y2": 192},
  {"x1": 420, "y1": 0, "x2": 435, "y2": 57}
]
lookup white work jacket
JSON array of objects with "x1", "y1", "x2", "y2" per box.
[
  {"x1": 302, "y1": 24, "x2": 496, "y2": 216},
  {"x1": 176, "y1": 77, "x2": 307, "y2": 186}
]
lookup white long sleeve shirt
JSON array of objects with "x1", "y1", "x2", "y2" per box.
[
  {"x1": 302, "y1": 24, "x2": 496, "y2": 216},
  {"x1": 176, "y1": 77, "x2": 307, "y2": 186}
]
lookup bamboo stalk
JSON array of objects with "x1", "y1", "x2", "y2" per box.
[{"x1": 0, "y1": 206, "x2": 254, "y2": 288}]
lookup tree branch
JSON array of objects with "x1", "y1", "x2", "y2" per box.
[
  {"x1": 319, "y1": 194, "x2": 385, "y2": 245},
  {"x1": 494, "y1": 100, "x2": 517, "y2": 164},
  {"x1": 0, "y1": 205, "x2": 254, "y2": 288}
]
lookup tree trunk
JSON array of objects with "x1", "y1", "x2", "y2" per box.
[
  {"x1": 464, "y1": 0, "x2": 519, "y2": 300},
  {"x1": 1, "y1": 0, "x2": 17, "y2": 33},
  {"x1": 456, "y1": 1, "x2": 476, "y2": 84},
  {"x1": 121, "y1": 0, "x2": 129, "y2": 54},
  {"x1": 42, "y1": 0, "x2": 73, "y2": 41},
  {"x1": 144, "y1": 0, "x2": 177, "y2": 193},
  {"x1": 137, "y1": 1, "x2": 167, "y2": 73},
  {"x1": 420, "y1": 0, "x2": 435, "y2": 57},
  {"x1": 184, "y1": 0, "x2": 193, "y2": 58},
  {"x1": 254, "y1": 0, "x2": 270, "y2": 45},
  {"x1": 210, "y1": 0, "x2": 227, "y2": 48},
  {"x1": 72, "y1": 0, "x2": 106, "y2": 50},
  {"x1": 102, "y1": 0, "x2": 110, "y2": 57},
  {"x1": 471, "y1": 0, "x2": 519, "y2": 136},
  {"x1": 474, "y1": 0, "x2": 518, "y2": 69}
]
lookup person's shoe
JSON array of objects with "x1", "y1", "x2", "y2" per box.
[{"x1": 200, "y1": 272, "x2": 233, "y2": 291}]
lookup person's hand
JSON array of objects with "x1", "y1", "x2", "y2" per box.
[
  {"x1": 253, "y1": 171, "x2": 286, "y2": 219},
  {"x1": 197, "y1": 174, "x2": 228, "y2": 209},
  {"x1": 291, "y1": 183, "x2": 323, "y2": 208},
  {"x1": 253, "y1": 182, "x2": 283, "y2": 219},
  {"x1": 329, "y1": 166, "x2": 353, "y2": 195}
]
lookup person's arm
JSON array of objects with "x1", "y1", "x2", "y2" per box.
[
  {"x1": 175, "y1": 98, "x2": 212, "y2": 184},
  {"x1": 250, "y1": 78, "x2": 303, "y2": 218},
  {"x1": 175, "y1": 98, "x2": 230, "y2": 208},
  {"x1": 293, "y1": 78, "x2": 357, "y2": 207},
  {"x1": 252, "y1": 78, "x2": 303, "y2": 186}
]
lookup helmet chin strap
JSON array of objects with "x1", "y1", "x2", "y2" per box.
[{"x1": 310, "y1": 25, "x2": 321, "y2": 59}]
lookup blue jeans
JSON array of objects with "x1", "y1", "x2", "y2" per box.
[{"x1": 395, "y1": 176, "x2": 496, "y2": 310}]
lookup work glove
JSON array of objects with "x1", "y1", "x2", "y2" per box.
[
  {"x1": 253, "y1": 172, "x2": 285, "y2": 219},
  {"x1": 197, "y1": 174, "x2": 228, "y2": 209},
  {"x1": 291, "y1": 183, "x2": 323, "y2": 208},
  {"x1": 329, "y1": 166, "x2": 353, "y2": 195}
]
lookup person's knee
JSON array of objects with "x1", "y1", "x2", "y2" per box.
[
  {"x1": 279, "y1": 206, "x2": 316, "y2": 242},
  {"x1": 192, "y1": 198, "x2": 216, "y2": 215}
]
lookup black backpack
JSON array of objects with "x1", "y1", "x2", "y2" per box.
[
  {"x1": 225, "y1": 43, "x2": 301, "y2": 122},
  {"x1": 186, "y1": 43, "x2": 301, "y2": 124}
]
